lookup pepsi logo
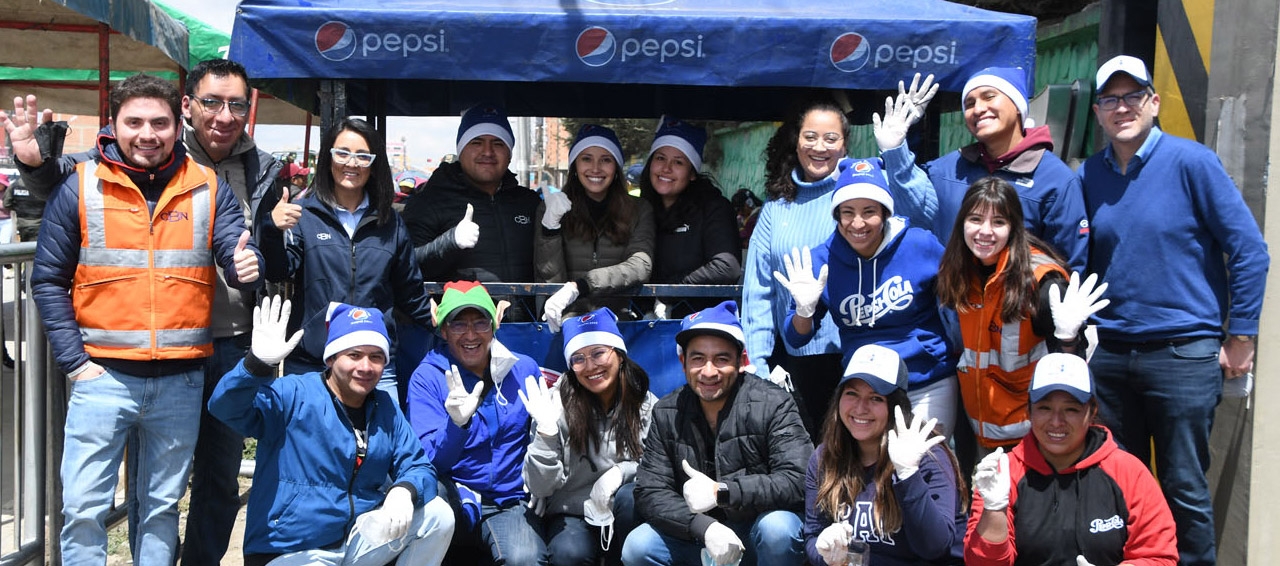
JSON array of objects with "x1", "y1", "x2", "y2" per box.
[
  {"x1": 577, "y1": 27, "x2": 616, "y2": 67},
  {"x1": 853, "y1": 161, "x2": 873, "y2": 173},
  {"x1": 830, "y1": 32, "x2": 871, "y2": 73},
  {"x1": 579, "y1": 314, "x2": 597, "y2": 322},
  {"x1": 349, "y1": 308, "x2": 371, "y2": 321},
  {"x1": 316, "y1": 21, "x2": 358, "y2": 62}
]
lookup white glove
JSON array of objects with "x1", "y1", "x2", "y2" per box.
[
  {"x1": 973, "y1": 447, "x2": 1011, "y2": 511},
  {"x1": 444, "y1": 364, "x2": 484, "y2": 427},
  {"x1": 702, "y1": 522, "x2": 744, "y2": 566},
  {"x1": 542, "y1": 282, "x2": 579, "y2": 333},
  {"x1": 453, "y1": 204, "x2": 479, "y2": 249},
  {"x1": 518, "y1": 375, "x2": 562, "y2": 437},
  {"x1": 589, "y1": 465, "x2": 624, "y2": 509},
  {"x1": 887, "y1": 406, "x2": 945, "y2": 481},
  {"x1": 1050, "y1": 271, "x2": 1110, "y2": 340},
  {"x1": 653, "y1": 299, "x2": 669, "y2": 320},
  {"x1": 815, "y1": 522, "x2": 854, "y2": 566},
  {"x1": 768, "y1": 364, "x2": 794, "y2": 393},
  {"x1": 900, "y1": 73, "x2": 939, "y2": 125},
  {"x1": 1076, "y1": 556, "x2": 1097, "y2": 566},
  {"x1": 250, "y1": 295, "x2": 303, "y2": 366},
  {"x1": 773, "y1": 246, "x2": 827, "y2": 318},
  {"x1": 380, "y1": 486, "x2": 415, "y2": 542},
  {"x1": 872, "y1": 93, "x2": 914, "y2": 152},
  {"x1": 541, "y1": 186, "x2": 573, "y2": 230},
  {"x1": 681, "y1": 460, "x2": 720, "y2": 513}
]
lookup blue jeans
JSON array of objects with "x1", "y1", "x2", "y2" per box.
[
  {"x1": 182, "y1": 335, "x2": 251, "y2": 565},
  {"x1": 60, "y1": 366, "x2": 203, "y2": 564},
  {"x1": 621, "y1": 510, "x2": 804, "y2": 566},
  {"x1": 478, "y1": 501, "x2": 547, "y2": 566},
  {"x1": 266, "y1": 496, "x2": 455, "y2": 566},
  {"x1": 1090, "y1": 337, "x2": 1221, "y2": 566}
]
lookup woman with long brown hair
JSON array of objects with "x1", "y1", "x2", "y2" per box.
[
  {"x1": 935, "y1": 177, "x2": 1106, "y2": 466},
  {"x1": 803, "y1": 344, "x2": 965, "y2": 566}
]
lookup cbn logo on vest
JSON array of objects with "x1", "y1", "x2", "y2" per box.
[
  {"x1": 837, "y1": 275, "x2": 915, "y2": 326},
  {"x1": 1089, "y1": 515, "x2": 1124, "y2": 533},
  {"x1": 158, "y1": 211, "x2": 189, "y2": 222},
  {"x1": 830, "y1": 32, "x2": 960, "y2": 73},
  {"x1": 575, "y1": 26, "x2": 704, "y2": 67},
  {"x1": 514, "y1": 215, "x2": 531, "y2": 225},
  {"x1": 317, "y1": 232, "x2": 332, "y2": 240},
  {"x1": 315, "y1": 21, "x2": 446, "y2": 62}
]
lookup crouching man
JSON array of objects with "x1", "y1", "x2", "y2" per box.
[{"x1": 210, "y1": 297, "x2": 455, "y2": 565}]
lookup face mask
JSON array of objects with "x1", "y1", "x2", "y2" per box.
[{"x1": 583, "y1": 498, "x2": 615, "y2": 551}]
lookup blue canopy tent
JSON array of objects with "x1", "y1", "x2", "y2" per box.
[{"x1": 229, "y1": 0, "x2": 1036, "y2": 120}]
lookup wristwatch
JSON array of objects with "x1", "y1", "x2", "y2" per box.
[{"x1": 716, "y1": 483, "x2": 730, "y2": 507}]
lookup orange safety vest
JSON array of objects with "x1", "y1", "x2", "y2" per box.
[
  {"x1": 72, "y1": 158, "x2": 219, "y2": 361},
  {"x1": 956, "y1": 247, "x2": 1067, "y2": 448}
]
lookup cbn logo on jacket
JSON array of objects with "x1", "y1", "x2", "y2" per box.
[{"x1": 836, "y1": 275, "x2": 915, "y2": 327}]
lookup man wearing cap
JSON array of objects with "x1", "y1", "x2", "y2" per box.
[
  {"x1": 624, "y1": 300, "x2": 812, "y2": 566},
  {"x1": 210, "y1": 297, "x2": 455, "y2": 566},
  {"x1": 4, "y1": 58, "x2": 288, "y2": 564},
  {"x1": 874, "y1": 69, "x2": 1089, "y2": 272},
  {"x1": 402, "y1": 104, "x2": 541, "y2": 288},
  {"x1": 284, "y1": 162, "x2": 311, "y2": 200},
  {"x1": 405, "y1": 281, "x2": 546, "y2": 565},
  {"x1": 1078, "y1": 55, "x2": 1269, "y2": 566}
]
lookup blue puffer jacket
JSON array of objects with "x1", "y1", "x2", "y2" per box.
[
  {"x1": 256, "y1": 195, "x2": 433, "y2": 367},
  {"x1": 209, "y1": 359, "x2": 439, "y2": 555},
  {"x1": 405, "y1": 340, "x2": 539, "y2": 530},
  {"x1": 784, "y1": 216, "x2": 955, "y2": 389}
]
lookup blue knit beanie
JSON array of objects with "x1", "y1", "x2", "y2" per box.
[
  {"x1": 830, "y1": 158, "x2": 894, "y2": 216},
  {"x1": 676, "y1": 300, "x2": 745, "y2": 354},
  {"x1": 456, "y1": 104, "x2": 515, "y2": 155},
  {"x1": 569, "y1": 124, "x2": 625, "y2": 166},
  {"x1": 323, "y1": 303, "x2": 390, "y2": 362},
  {"x1": 561, "y1": 308, "x2": 628, "y2": 365},
  {"x1": 962, "y1": 67, "x2": 1033, "y2": 129},
  {"x1": 649, "y1": 116, "x2": 707, "y2": 172}
]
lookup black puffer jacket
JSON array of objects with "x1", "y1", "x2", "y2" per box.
[
  {"x1": 401, "y1": 162, "x2": 541, "y2": 283},
  {"x1": 634, "y1": 374, "x2": 812, "y2": 542}
]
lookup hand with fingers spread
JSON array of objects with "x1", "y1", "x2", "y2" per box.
[
  {"x1": 872, "y1": 93, "x2": 915, "y2": 152},
  {"x1": 271, "y1": 189, "x2": 302, "y2": 231},
  {"x1": 518, "y1": 375, "x2": 562, "y2": 437},
  {"x1": 681, "y1": 460, "x2": 721, "y2": 513},
  {"x1": 887, "y1": 406, "x2": 946, "y2": 480},
  {"x1": 542, "y1": 282, "x2": 579, "y2": 333},
  {"x1": 453, "y1": 204, "x2": 480, "y2": 249},
  {"x1": 444, "y1": 364, "x2": 484, "y2": 427},
  {"x1": 815, "y1": 522, "x2": 854, "y2": 566},
  {"x1": 541, "y1": 186, "x2": 573, "y2": 230},
  {"x1": 774, "y1": 246, "x2": 827, "y2": 318},
  {"x1": 251, "y1": 295, "x2": 304, "y2": 366},
  {"x1": 1050, "y1": 271, "x2": 1110, "y2": 340},
  {"x1": 702, "y1": 522, "x2": 744, "y2": 566},
  {"x1": 899, "y1": 73, "x2": 939, "y2": 125},
  {"x1": 1, "y1": 94, "x2": 54, "y2": 167},
  {"x1": 233, "y1": 231, "x2": 260, "y2": 283},
  {"x1": 973, "y1": 447, "x2": 1011, "y2": 511}
]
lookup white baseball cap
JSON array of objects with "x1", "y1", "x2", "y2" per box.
[
  {"x1": 1029, "y1": 353, "x2": 1093, "y2": 404},
  {"x1": 1095, "y1": 55, "x2": 1153, "y2": 93}
]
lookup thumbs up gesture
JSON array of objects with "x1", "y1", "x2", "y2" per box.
[
  {"x1": 271, "y1": 188, "x2": 302, "y2": 231},
  {"x1": 541, "y1": 186, "x2": 572, "y2": 230},
  {"x1": 453, "y1": 204, "x2": 480, "y2": 249},
  {"x1": 233, "y1": 230, "x2": 259, "y2": 283}
]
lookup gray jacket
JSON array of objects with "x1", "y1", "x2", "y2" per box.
[{"x1": 534, "y1": 196, "x2": 655, "y2": 316}]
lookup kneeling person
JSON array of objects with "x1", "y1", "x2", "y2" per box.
[{"x1": 210, "y1": 297, "x2": 454, "y2": 566}]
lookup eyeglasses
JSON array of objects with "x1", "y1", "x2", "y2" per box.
[
  {"x1": 569, "y1": 347, "x2": 614, "y2": 369},
  {"x1": 800, "y1": 131, "x2": 844, "y2": 149},
  {"x1": 446, "y1": 319, "x2": 493, "y2": 335},
  {"x1": 196, "y1": 97, "x2": 251, "y2": 117},
  {"x1": 1096, "y1": 89, "x2": 1150, "y2": 112},
  {"x1": 330, "y1": 148, "x2": 377, "y2": 168}
]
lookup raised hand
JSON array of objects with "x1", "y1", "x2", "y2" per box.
[
  {"x1": 250, "y1": 295, "x2": 303, "y2": 366},
  {"x1": 0, "y1": 94, "x2": 53, "y2": 167},
  {"x1": 774, "y1": 246, "x2": 828, "y2": 318},
  {"x1": 453, "y1": 204, "x2": 479, "y2": 249},
  {"x1": 973, "y1": 447, "x2": 1011, "y2": 511},
  {"x1": 444, "y1": 364, "x2": 484, "y2": 427},
  {"x1": 541, "y1": 185, "x2": 573, "y2": 230},
  {"x1": 518, "y1": 375, "x2": 563, "y2": 437},
  {"x1": 233, "y1": 231, "x2": 260, "y2": 283},
  {"x1": 541, "y1": 282, "x2": 579, "y2": 333},
  {"x1": 1049, "y1": 271, "x2": 1110, "y2": 340},
  {"x1": 680, "y1": 459, "x2": 719, "y2": 513},
  {"x1": 899, "y1": 73, "x2": 939, "y2": 125},
  {"x1": 872, "y1": 93, "x2": 914, "y2": 152},
  {"x1": 271, "y1": 189, "x2": 302, "y2": 231},
  {"x1": 887, "y1": 406, "x2": 945, "y2": 480}
]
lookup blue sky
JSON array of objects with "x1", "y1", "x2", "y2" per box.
[{"x1": 179, "y1": 0, "x2": 462, "y2": 170}]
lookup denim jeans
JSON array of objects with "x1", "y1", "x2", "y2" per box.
[
  {"x1": 478, "y1": 501, "x2": 547, "y2": 566},
  {"x1": 1090, "y1": 337, "x2": 1221, "y2": 566},
  {"x1": 60, "y1": 366, "x2": 203, "y2": 564},
  {"x1": 620, "y1": 510, "x2": 805, "y2": 566},
  {"x1": 182, "y1": 334, "x2": 251, "y2": 565},
  {"x1": 266, "y1": 496, "x2": 455, "y2": 566}
]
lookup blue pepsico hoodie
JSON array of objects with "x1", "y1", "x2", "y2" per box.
[{"x1": 784, "y1": 216, "x2": 956, "y2": 389}]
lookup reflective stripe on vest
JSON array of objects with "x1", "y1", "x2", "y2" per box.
[
  {"x1": 968, "y1": 417, "x2": 1030, "y2": 443},
  {"x1": 75, "y1": 159, "x2": 216, "y2": 359}
]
